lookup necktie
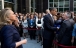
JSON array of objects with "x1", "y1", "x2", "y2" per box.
[{"x1": 51, "y1": 16, "x2": 54, "y2": 23}]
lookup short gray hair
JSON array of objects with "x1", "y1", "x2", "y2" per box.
[{"x1": 64, "y1": 12, "x2": 71, "y2": 18}]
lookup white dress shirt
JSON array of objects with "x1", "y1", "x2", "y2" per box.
[
  {"x1": 50, "y1": 13, "x2": 54, "y2": 23},
  {"x1": 36, "y1": 17, "x2": 44, "y2": 29}
]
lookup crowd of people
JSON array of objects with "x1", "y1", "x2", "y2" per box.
[{"x1": 0, "y1": 7, "x2": 76, "y2": 48}]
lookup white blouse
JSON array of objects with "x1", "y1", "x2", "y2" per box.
[
  {"x1": 22, "y1": 19, "x2": 28, "y2": 28},
  {"x1": 36, "y1": 17, "x2": 44, "y2": 29}
]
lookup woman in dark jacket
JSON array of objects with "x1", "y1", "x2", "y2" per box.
[{"x1": 0, "y1": 8, "x2": 27, "y2": 48}]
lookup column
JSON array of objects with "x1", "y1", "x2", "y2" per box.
[
  {"x1": 41, "y1": 0, "x2": 43, "y2": 12},
  {"x1": 26, "y1": 0, "x2": 31, "y2": 13},
  {"x1": 43, "y1": 0, "x2": 48, "y2": 12},
  {"x1": 48, "y1": 0, "x2": 49, "y2": 9},
  {"x1": 29, "y1": 0, "x2": 31, "y2": 12},
  {"x1": 33, "y1": 0, "x2": 35, "y2": 12},
  {"x1": 70, "y1": 0, "x2": 73, "y2": 11},
  {"x1": 14, "y1": 0, "x2": 17, "y2": 12},
  {"x1": 2, "y1": 0, "x2": 4, "y2": 9}
]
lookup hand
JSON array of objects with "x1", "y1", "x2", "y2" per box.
[
  {"x1": 31, "y1": 26, "x2": 33, "y2": 28},
  {"x1": 57, "y1": 27, "x2": 60, "y2": 30},
  {"x1": 21, "y1": 39, "x2": 27, "y2": 44}
]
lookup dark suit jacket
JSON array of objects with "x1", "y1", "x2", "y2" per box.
[
  {"x1": 43, "y1": 14, "x2": 57, "y2": 40},
  {"x1": 58, "y1": 19, "x2": 74, "y2": 45},
  {"x1": 0, "y1": 25, "x2": 23, "y2": 48}
]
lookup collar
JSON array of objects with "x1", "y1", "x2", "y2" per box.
[
  {"x1": 50, "y1": 13, "x2": 53, "y2": 17},
  {"x1": 63, "y1": 18, "x2": 69, "y2": 22}
]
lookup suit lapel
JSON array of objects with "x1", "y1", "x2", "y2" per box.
[{"x1": 48, "y1": 14, "x2": 54, "y2": 23}]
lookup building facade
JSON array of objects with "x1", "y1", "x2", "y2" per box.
[
  {"x1": 48, "y1": 0, "x2": 73, "y2": 12},
  {"x1": 0, "y1": 0, "x2": 76, "y2": 13},
  {"x1": 0, "y1": 0, "x2": 17, "y2": 12},
  {"x1": 24, "y1": 0, "x2": 75, "y2": 13},
  {"x1": 38, "y1": 0, "x2": 75, "y2": 13},
  {"x1": 0, "y1": 0, "x2": 74, "y2": 13}
]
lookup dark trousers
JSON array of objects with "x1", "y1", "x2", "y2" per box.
[
  {"x1": 73, "y1": 38, "x2": 76, "y2": 46},
  {"x1": 29, "y1": 30, "x2": 36, "y2": 39},
  {"x1": 19, "y1": 25, "x2": 23, "y2": 37},
  {"x1": 43, "y1": 39, "x2": 53, "y2": 48}
]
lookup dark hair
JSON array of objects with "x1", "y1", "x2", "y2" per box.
[
  {"x1": 30, "y1": 13, "x2": 34, "y2": 17},
  {"x1": 49, "y1": 7, "x2": 57, "y2": 11},
  {"x1": 57, "y1": 13, "x2": 60, "y2": 15}
]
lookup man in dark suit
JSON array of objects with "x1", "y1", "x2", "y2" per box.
[
  {"x1": 43, "y1": 8, "x2": 59, "y2": 48},
  {"x1": 58, "y1": 12, "x2": 74, "y2": 47}
]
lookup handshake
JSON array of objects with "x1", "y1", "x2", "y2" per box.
[{"x1": 57, "y1": 27, "x2": 60, "y2": 30}]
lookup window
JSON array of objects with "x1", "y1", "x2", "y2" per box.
[
  {"x1": 49, "y1": 0, "x2": 53, "y2": 2},
  {"x1": 49, "y1": 2, "x2": 53, "y2": 7},
  {"x1": 49, "y1": 0, "x2": 70, "y2": 12},
  {"x1": 31, "y1": 0, "x2": 33, "y2": 7},
  {"x1": 4, "y1": 0, "x2": 9, "y2": 1},
  {"x1": 59, "y1": 0, "x2": 64, "y2": 2},
  {"x1": 54, "y1": 0, "x2": 58, "y2": 2},
  {"x1": 64, "y1": 8, "x2": 69, "y2": 11},
  {"x1": 59, "y1": 1, "x2": 64, "y2": 7},
  {"x1": 0, "y1": 1, "x2": 2, "y2": 10},
  {"x1": 0, "y1": 1, "x2": 1, "y2": 5},
  {"x1": 59, "y1": 8, "x2": 63, "y2": 12},
  {"x1": 64, "y1": 1, "x2": 69, "y2": 7},
  {"x1": 74, "y1": 0, "x2": 76, "y2": 12},
  {"x1": 74, "y1": 1, "x2": 76, "y2": 7},
  {"x1": 74, "y1": 8, "x2": 76, "y2": 12},
  {"x1": 54, "y1": 2, "x2": 58, "y2": 7},
  {"x1": 9, "y1": 0, "x2": 13, "y2": 2},
  {"x1": 31, "y1": 8, "x2": 33, "y2": 12}
]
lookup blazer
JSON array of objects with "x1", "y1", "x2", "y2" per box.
[
  {"x1": 43, "y1": 14, "x2": 57, "y2": 40},
  {"x1": 58, "y1": 19, "x2": 74, "y2": 45},
  {"x1": 0, "y1": 25, "x2": 23, "y2": 48}
]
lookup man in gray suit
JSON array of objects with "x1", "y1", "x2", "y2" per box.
[{"x1": 58, "y1": 12, "x2": 74, "y2": 47}]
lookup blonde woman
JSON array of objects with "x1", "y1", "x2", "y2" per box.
[{"x1": 0, "y1": 8, "x2": 27, "y2": 48}]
